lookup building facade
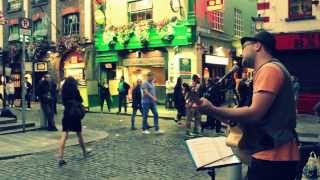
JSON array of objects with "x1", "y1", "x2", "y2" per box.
[
  {"x1": 94, "y1": 0, "x2": 256, "y2": 105},
  {"x1": 0, "y1": 0, "x2": 94, "y2": 107},
  {"x1": 256, "y1": 0, "x2": 320, "y2": 113}
]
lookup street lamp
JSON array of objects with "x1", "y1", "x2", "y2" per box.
[{"x1": 251, "y1": 14, "x2": 265, "y2": 32}]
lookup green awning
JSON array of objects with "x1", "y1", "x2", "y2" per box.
[{"x1": 96, "y1": 52, "x2": 118, "y2": 63}]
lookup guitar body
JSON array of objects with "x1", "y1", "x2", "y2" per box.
[{"x1": 226, "y1": 124, "x2": 252, "y2": 164}]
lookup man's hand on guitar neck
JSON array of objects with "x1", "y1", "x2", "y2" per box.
[{"x1": 190, "y1": 97, "x2": 229, "y2": 124}]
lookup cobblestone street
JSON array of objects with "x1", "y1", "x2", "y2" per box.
[
  {"x1": 0, "y1": 107, "x2": 228, "y2": 180},
  {"x1": 1, "y1": 105, "x2": 319, "y2": 180}
]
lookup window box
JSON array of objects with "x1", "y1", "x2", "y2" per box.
[{"x1": 285, "y1": 16, "x2": 316, "y2": 22}]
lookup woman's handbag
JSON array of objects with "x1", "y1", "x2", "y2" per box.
[
  {"x1": 302, "y1": 151, "x2": 320, "y2": 179},
  {"x1": 68, "y1": 101, "x2": 86, "y2": 120}
]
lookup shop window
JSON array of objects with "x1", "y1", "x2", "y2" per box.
[
  {"x1": 288, "y1": 0, "x2": 313, "y2": 20},
  {"x1": 234, "y1": 8, "x2": 242, "y2": 38},
  {"x1": 63, "y1": 13, "x2": 80, "y2": 36},
  {"x1": 7, "y1": 0, "x2": 22, "y2": 12},
  {"x1": 8, "y1": 25, "x2": 20, "y2": 41},
  {"x1": 207, "y1": 11, "x2": 224, "y2": 32},
  {"x1": 128, "y1": 0, "x2": 153, "y2": 22},
  {"x1": 33, "y1": 20, "x2": 42, "y2": 32},
  {"x1": 33, "y1": 18, "x2": 48, "y2": 38}
]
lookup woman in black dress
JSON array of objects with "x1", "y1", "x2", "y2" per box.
[
  {"x1": 173, "y1": 77, "x2": 186, "y2": 123},
  {"x1": 58, "y1": 76, "x2": 90, "y2": 167}
]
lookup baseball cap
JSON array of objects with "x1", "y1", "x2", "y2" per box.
[{"x1": 241, "y1": 31, "x2": 276, "y2": 52}]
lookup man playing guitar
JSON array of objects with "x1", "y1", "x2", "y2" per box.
[{"x1": 191, "y1": 31, "x2": 299, "y2": 180}]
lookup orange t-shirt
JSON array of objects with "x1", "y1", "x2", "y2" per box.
[{"x1": 251, "y1": 63, "x2": 299, "y2": 161}]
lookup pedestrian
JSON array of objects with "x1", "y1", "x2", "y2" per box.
[
  {"x1": 202, "y1": 77, "x2": 223, "y2": 133},
  {"x1": 130, "y1": 79, "x2": 143, "y2": 130},
  {"x1": 225, "y1": 75, "x2": 238, "y2": 107},
  {"x1": 141, "y1": 72, "x2": 164, "y2": 134},
  {"x1": 237, "y1": 72, "x2": 250, "y2": 107},
  {"x1": 173, "y1": 77, "x2": 185, "y2": 123},
  {"x1": 6, "y1": 79, "x2": 15, "y2": 108},
  {"x1": 98, "y1": 79, "x2": 112, "y2": 112},
  {"x1": 37, "y1": 74, "x2": 58, "y2": 131},
  {"x1": 185, "y1": 74, "x2": 202, "y2": 137},
  {"x1": 24, "y1": 77, "x2": 32, "y2": 109},
  {"x1": 58, "y1": 76, "x2": 91, "y2": 167},
  {"x1": 117, "y1": 76, "x2": 130, "y2": 114},
  {"x1": 191, "y1": 31, "x2": 299, "y2": 180},
  {"x1": 165, "y1": 76, "x2": 175, "y2": 109}
]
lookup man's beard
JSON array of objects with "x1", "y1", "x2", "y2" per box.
[{"x1": 242, "y1": 54, "x2": 255, "y2": 68}]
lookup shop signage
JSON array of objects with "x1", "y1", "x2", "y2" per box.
[
  {"x1": 35, "y1": 62, "x2": 47, "y2": 72},
  {"x1": 275, "y1": 32, "x2": 320, "y2": 50},
  {"x1": 25, "y1": 62, "x2": 32, "y2": 72},
  {"x1": 123, "y1": 57, "x2": 165, "y2": 66},
  {"x1": 19, "y1": 18, "x2": 32, "y2": 36},
  {"x1": 179, "y1": 58, "x2": 191, "y2": 79},
  {"x1": 205, "y1": 55, "x2": 228, "y2": 65},
  {"x1": 207, "y1": 0, "x2": 224, "y2": 11}
]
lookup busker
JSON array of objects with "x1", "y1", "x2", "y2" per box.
[{"x1": 191, "y1": 31, "x2": 299, "y2": 180}]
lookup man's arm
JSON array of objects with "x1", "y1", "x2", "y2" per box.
[
  {"x1": 202, "y1": 91, "x2": 275, "y2": 123},
  {"x1": 143, "y1": 88, "x2": 157, "y2": 101}
]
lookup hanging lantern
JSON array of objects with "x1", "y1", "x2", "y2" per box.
[{"x1": 95, "y1": 9, "x2": 105, "y2": 25}]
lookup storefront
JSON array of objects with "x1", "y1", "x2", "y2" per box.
[
  {"x1": 61, "y1": 51, "x2": 89, "y2": 107},
  {"x1": 275, "y1": 32, "x2": 320, "y2": 113},
  {"x1": 203, "y1": 54, "x2": 229, "y2": 78},
  {"x1": 120, "y1": 49, "x2": 166, "y2": 102}
]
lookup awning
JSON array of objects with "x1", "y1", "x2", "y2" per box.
[{"x1": 96, "y1": 52, "x2": 118, "y2": 63}]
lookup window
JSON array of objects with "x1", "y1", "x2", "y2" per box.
[
  {"x1": 63, "y1": 13, "x2": 80, "y2": 35},
  {"x1": 234, "y1": 8, "x2": 242, "y2": 38},
  {"x1": 9, "y1": 25, "x2": 19, "y2": 35},
  {"x1": 207, "y1": 11, "x2": 224, "y2": 32},
  {"x1": 7, "y1": 0, "x2": 22, "y2": 12},
  {"x1": 32, "y1": 0, "x2": 48, "y2": 5},
  {"x1": 288, "y1": 0, "x2": 313, "y2": 19},
  {"x1": 8, "y1": 25, "x2": 19, "y2": 41},
  {"x1": 33, "y1": 20, "x2": 43, "y2": 32},
  {"x1": 128, "y1": 0, "x2": 153, "y2": 22}
]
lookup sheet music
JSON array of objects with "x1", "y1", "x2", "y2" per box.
[{"x1": 186, "y1": 137, "x2": 236, "y2": 169}]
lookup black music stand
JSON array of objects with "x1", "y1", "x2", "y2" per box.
[{"x1": 198, "y1": 156, "x2": 242, "y2": 180}]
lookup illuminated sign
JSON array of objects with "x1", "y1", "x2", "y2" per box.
[
  {"x1": 207, "y1": 0, "x2": 224, "y2": 11},
  {"x1": 105, "y1": 63, "x2": 113, "y2": 69},
  {"x1": 205, "y1": 55, "x2": 228, "y2": 65}
]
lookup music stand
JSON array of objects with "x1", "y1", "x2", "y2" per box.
[{"x1": 198, "y1": 155, "x2": 242, "y2": 180}]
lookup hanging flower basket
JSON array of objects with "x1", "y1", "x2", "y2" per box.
[{"x1": 156, "y1": 17, "x2": 177, "y2": 42}]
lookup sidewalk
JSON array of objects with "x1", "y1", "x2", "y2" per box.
[{"x1": 0, "y1": 124, "x2": 108, "y2": 160}]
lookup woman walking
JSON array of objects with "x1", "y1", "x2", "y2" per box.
[{"x1": 58, "y1": 76, "x2": 90, "y2": 167}]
